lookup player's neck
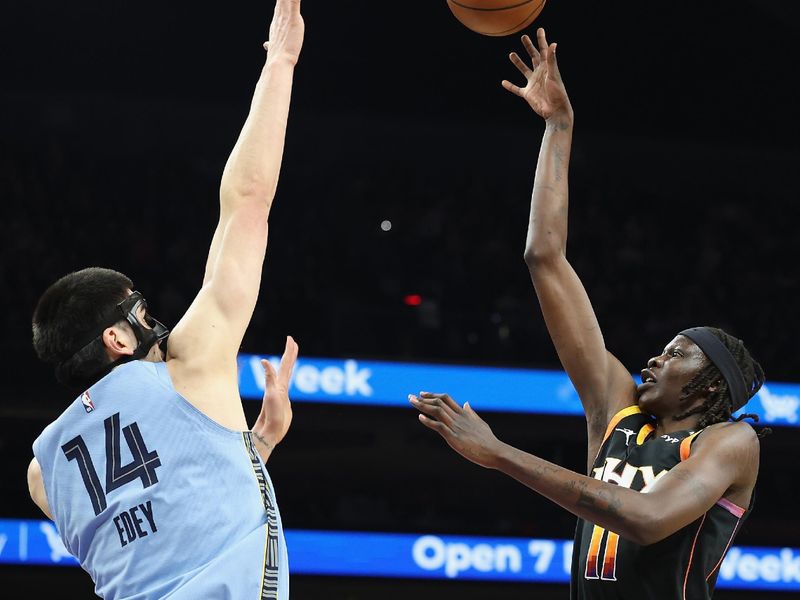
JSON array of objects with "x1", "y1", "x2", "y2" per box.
[{"x1": 654, "y1": 414, "x2": 703, "y2": 437}]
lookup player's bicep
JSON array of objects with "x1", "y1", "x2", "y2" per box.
[
  {"x1": 202, "y1": 221, "x2": 225, "y2": 287},
  {"x1": 529, "y1": 256, "x2": 634, "y2": 418},
  {"x1": 208, "y1": 205, "x2": 269, "y2": 319},
  {"x1": 170, "y1": 203, "x2": 269, "y2": 362}
]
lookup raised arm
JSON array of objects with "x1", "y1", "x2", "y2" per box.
[
  {"x1": 166, "y1": 0, "x2": 304, "y2": 428},
  {"x1": 411, "y1": 393, "x2": 759, "y2": 546},
  {"x1": 504, "y1": 29, "x2": 635, "y2": 450}
]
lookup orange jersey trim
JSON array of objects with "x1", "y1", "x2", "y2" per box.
[
  {"x1": 679, "y1": 431, "x2": 702, "y2": 461},
  {"x1": 636, "y1": 423, "x2": 655, "y2": 445},
  {"x1": 683, "y1": 513, "x2": 707, "y2": 599}
]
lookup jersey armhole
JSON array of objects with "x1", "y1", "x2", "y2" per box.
[
  {"x1": 31, "y1": 441, "x2": 61, "y2": 539},
  {"x1": 590, "y1": 405, "x2": 643, "y2": 467},
  {"x1": 150, "y1": 361, "x2": 247, "y2": 438},
  {"x1": 601, "y1": 405, "x2": 642, "y2": 446}
]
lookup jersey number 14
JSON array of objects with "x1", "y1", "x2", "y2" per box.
[{"x1": 61, "y1": 413, "x2": 162, "y2": 516}]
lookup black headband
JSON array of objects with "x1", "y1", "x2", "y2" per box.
[{"x1": 679, "y1": 327, "x2": 748, "y2": 412}]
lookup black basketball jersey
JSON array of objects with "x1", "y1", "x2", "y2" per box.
[{"x1": 570, "y1": 406, "x2": 750, "y2": 600}]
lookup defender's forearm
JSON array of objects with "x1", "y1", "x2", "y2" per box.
[
  {"x1": 492, "y1": 440, "x2": 653, "y2": 545},
  {"x1": 219, "y1": 58, "x2": 296, "y2": 215},
  {"x1": 524, "y1": 111, "x2": 574, "y2": 261}
]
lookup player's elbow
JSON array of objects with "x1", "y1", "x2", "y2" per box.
[
  {"x1": 523, "y1": 244, "x2": 564, "y2": 272},
  {"x1": 220, "y1": 178, "x2": 277, "y2": 215},
  {"x1": 623, "y1": 504, "x2": 671, "y2": 546},
  {"x1": 219, "y1": 200, "x2": 272, "y2": 238},
  {"x1": 624, "y1": 526, "x2": 663, "y2": 547},
  {"x1": 523, "y1": 227, "x2": 567, "y2": 266}
]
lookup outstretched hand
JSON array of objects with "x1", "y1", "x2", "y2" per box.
[
  {"x1": 409, "y1": 392, "x2": 503, "y2": 469},
  {"x1": 502, "y1": 28, "x2": 571, "y2": 121},
  {"x1": 252, "y1": 336, "x2": 299, "y2": 462},
  {"x1": 264, "y1": 0, "x2": 305, "y2": 65}
]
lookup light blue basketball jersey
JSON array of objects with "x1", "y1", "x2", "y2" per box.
[{"x1": 33, "y1": 360, "x2": 288, "y2": 599}]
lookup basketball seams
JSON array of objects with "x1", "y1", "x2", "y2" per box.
[
  {"x1": 448, "y1": 0, "x2": 547, "y2": 37},
  {"x1": 448, "y1": 0, "x2": 536, "y2": 12}
]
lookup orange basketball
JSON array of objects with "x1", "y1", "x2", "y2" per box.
[{"x1": 447, "y1": 0, "x2": 547, "y2": 37}]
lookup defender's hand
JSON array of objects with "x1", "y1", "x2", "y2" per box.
[
  {"x1": 410, "y1": 392, "x2": 502, "y2": 469},
  {"x1": 264, "y1": 0, "x2": 305, "y2": 65},
  {"x1": 502, "y1": 28, "x2": 572, "y2": 121},
  {"x1": 252, "y1": 336, "x2": 299, "y2": 460}
]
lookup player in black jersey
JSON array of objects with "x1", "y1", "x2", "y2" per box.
[{"x1": 410, "y1": 28, "x2": 765, "y2": 599}]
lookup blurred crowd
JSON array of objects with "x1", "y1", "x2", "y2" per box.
[
  {"x1": 2, "y1": 94, "x2": 796, "y2": 386},
  {"x1": 2, "y1": 92, "x2": 798, "y2": 546}
]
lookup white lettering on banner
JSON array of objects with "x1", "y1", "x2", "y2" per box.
[
  {"x1": 20, "y1": 523, "x2": 27, "y2": 561},
  {"x1": 412, "y1": 536, "x2": 522, "y2": 578},
  {"x1": 496, "y1": 545, "x2": 522, "y2": 574},
  {"x1": 294, "y1": 366, "x2": 319, "y2": 392},
  {"x1": 344, "y1": 361, "x2": 373, "y2": 395},
  {"x1": 528, "y1": 540, "x2": 556, "y2": 573},
  {"x1": 413, "y1": 535, "x2": 444, "y2": 571},
  {"x1": 320, "y1": 367, "x2": 344, "y2": 394},
  {"x1": 40, "y1": 522, "x2": 72, "y2": 562},
  {"x1": 563, "y1": 541, "x2": 574, "y2": 574},
  {"x1": 719, "y1": 547, "x2": 800, "y2": 583},
  {"x1": 470, "y1": 544, "x2": 493, "y2": 572},
  {"x1": 759, "y1": 556, "x2": 782, "y2": 582},
  {"x1": 758, "y1": 385, "x2": 800, "y2": 423},
  {"x1": 249, "y1": 357, "x2": 373, "y2": 397}
]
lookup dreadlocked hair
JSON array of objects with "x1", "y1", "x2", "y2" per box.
[{"x1": 674, "y1": 327, "x2": 770, "y2": 438}]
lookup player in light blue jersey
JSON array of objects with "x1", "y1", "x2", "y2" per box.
[{"x1": 26, "y1": 1, "x2": 305, "y2": 598}]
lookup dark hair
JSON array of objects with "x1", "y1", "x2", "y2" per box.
[
  {"x1": 32, "y1": 267, "x2": 133, "y2": 389},
  {"x1": 674, "y1": 327, "x2": 769, "y2": 436}
]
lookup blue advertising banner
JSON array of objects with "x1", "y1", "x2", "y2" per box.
[
  {"x1": 237, "y1": 354, "x2": 800, "y2": 426},
  {"x1": 3, "y1": 519, "x2": 799, "y2": 591}
]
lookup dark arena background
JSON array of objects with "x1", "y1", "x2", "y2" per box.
[{"x1": 2, "y1": 1, "x2": 799, "y2": 598}]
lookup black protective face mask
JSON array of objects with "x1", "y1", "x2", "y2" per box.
[
  {"x1": 118, "y1": 291, "x2": 170, "y2": 361},
  {"x1": 57, "y1": 291, "x2": 170, "y2": 386}
]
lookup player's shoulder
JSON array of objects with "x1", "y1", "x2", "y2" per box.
[
  {"x1": 702, "y1": 419, "x2": 758, "y2": 440},
  {"x1": 693, "y1": 420, "x2": 760, "y2": 457}
]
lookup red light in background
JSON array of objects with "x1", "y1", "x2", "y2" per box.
[{"x1": 404, "y1": 294, "x2": 422, "y2": 306}]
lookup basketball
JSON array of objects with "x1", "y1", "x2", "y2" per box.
[{"x1": 447, "y1": 0, "x2": 547, "y2": 37}]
